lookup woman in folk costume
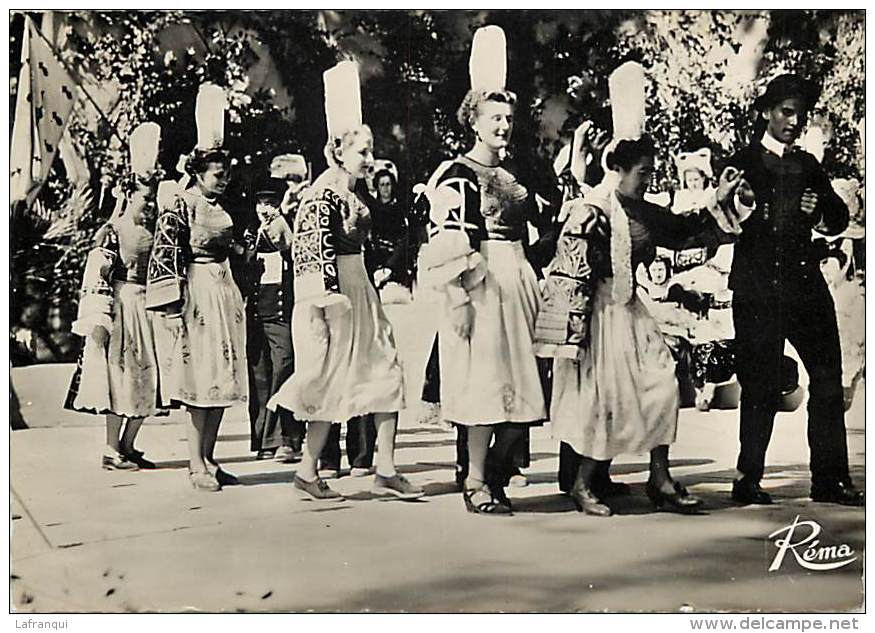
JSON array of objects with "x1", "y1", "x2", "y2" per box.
[
  {"x1": 418, "y1": 27, "x2": 551, "y2": 515},
  {"x1": 64, "y1": 123, "x2": 167, "y2": 471},
  {"x1": 146, "y1": 84, "x2": 248, "y2": 492},
  {"x1": 536, "y1": 63, "x2": 745, "y2": 516},
  {"x1": 268, "y1": 61, "x2": 424, "y2": 502}
]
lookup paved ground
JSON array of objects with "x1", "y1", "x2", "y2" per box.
[{"x1": 9, "y1": 301, "x2": 866, "y2": 613}]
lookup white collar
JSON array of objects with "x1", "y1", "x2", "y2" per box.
[{"x1": 760, "y1": 131, "x2": 791, "y2": 157}]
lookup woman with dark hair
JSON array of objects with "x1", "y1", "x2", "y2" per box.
[
  {"x1": 418, "y1": 27, "x2": 550, "y2": 515},
  {"x1": 537, "y1": 63, "x2": 744, "y2": 516},
  {"x1": 146, "y1": 85, "x2": 248, "y2": 491},
  {"x1": 365, "y1": 167, "x2": 412, "y2": 290},
  {"x1": 268, "y1": 61, "x2": 423, "y2": 501},
  {"x1": 65, "y1": 122, "x2": 167, "y2": 470}
]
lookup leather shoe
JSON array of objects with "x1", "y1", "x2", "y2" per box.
[
  {"x1": 811, "y1": 481, "x2": 864, "y2": 507},
  {"x1": 569, "y1": 485, "x2": 612, "y2": 517},
  {"x1": 731, "y1": 478, "x2": 772, "y2": 505}
]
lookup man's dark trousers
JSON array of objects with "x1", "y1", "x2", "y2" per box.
[
  {"x1": 733, "y1": 280, "x2": 849, "y2": 487},
  {"x1": 248, "y1": 317, "x2": 304, "y2": 453},
  {"x1": 320, "y1": 416, "x2": 377, "y2": 471}
]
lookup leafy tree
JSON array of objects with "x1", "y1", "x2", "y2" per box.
[{"x1": 11, "y1": 9, "x2": 865, "y2": 329}]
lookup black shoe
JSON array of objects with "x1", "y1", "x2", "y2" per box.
[
  {"x1": 462, "y1": 485, "x2": 512, "y2": 516},
  {"x1": 487, "y1": 481, "x2": 514, "y2": 513},
  {"x1": 569, "y1": 485, "x2": 612, "y2": 517},
  {"x1": 731, "y1": 478, "x2": 773, "y2": 505},
  {"x1": 123, "y1": 449, "x2": 156, "y2": 469},
  {"x1": 811, "y1": 481, "x2": 864, "y2": 507},
  {"x1": 647, "y1": 480, "x2": 703, "y2": 514},
  {"x1": 207, "y1": 462, "x2": 239, "y2": 486}
]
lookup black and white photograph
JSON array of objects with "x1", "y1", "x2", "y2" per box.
[{"x1": 6, "y1": 7, "x2": 867, "y2": 620}]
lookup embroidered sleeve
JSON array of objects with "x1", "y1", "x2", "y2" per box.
[
  {"x1": 146, "y1": 194, "x2": 190, "y2": 315},
  {"x1": 292, "y1": 190, "x2": 351, "y2": 319},
  {"x1": 71, "y1": 223, "x2": 119, "y2": 336},
  {"x1": 417, "y1": 161, "x2": 488, "y2": 297},
  {"x1": 534, "y1": 199, "x2": 605, "y2": 360}
]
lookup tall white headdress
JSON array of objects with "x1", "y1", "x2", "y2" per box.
[
  {"x1": 602, "y1": 61, "x2": 648, "y2": 306},
  {"x1": 324, "y1": 60, "x2": 363, "y2": 138},
  {"x1": 469, "y1": 26, "x2": 507, "y2": 92},
  {"x1": 129, "y1": 122, "x2": 161, "y2": 179},
  {"x1": 195, "y1": 83, "x2": 227, "y2": 150},
  {"x1": 111, "y1": 121, "x2": 162, "y2": 220},
  {"x1": 609, "y1": 61, "x2": 647, "y2": 141}
]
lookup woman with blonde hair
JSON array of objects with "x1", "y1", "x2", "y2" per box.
[
  {"x1": 268, "y1": 61, "x2": 423, "y2": 502},
  {"x1": 418, "y1": 27, "x2": 551, "y2": 515}
]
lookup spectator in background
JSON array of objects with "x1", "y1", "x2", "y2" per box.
[
  {"x1": 11, "y1": 300, "x2": 58, "y2": 365},
  {"x1": 365, "y1": 165, "x2": 413, "y2": 292},
  {"x1": 245, "y1": 165, "x2": 307, "y2": 463},
  {"x1": 820, "y1": 245, "x2": 865, "y2": 411},
  {"x1": 46, "y1": 300, "x2": 80, "y2": 363}
]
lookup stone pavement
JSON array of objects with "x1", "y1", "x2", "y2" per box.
[{"x1": 9, "y1": 301, "x2": 866, "y2": 613}]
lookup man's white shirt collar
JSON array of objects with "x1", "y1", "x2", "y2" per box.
[{"x1": 761, "y1": 131, "x2": 791, "y2": 157}]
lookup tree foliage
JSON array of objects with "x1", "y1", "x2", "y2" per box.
[{"x1": 10, "y1": 9, "x2": 865, "y2": 316}]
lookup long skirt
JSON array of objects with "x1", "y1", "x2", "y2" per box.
[
  {"x1": 551, "y1": 280, "x2": 679, "y2": 460},
  {"x1": 269, "y1": 253, "x2": 405, "y2": 421},
  {"x1": 159, "y1": 260, "x2": 248, "y2": 408},
  {"x1": 65, "y1": 281, "x2": 167, "y2": 418},
  {"x1": 438, "y1": 240, "x2": 546, "y2": 426}
]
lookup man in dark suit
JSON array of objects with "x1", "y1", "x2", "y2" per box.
[{"x1": 725, "y1": 74, "x2": 862, "y2": 506}]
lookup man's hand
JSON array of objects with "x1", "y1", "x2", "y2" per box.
[
  {"x1": 800, "y1": 188, "x2": 819, "y2": 216},
  {"x1": 717, "y1": 166, "x2": 744, "y2": 206},
  {"x1": 736, "y1": 178, "x2": 756, "y2": 209}
]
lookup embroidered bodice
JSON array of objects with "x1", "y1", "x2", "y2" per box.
[
  {"x1": 113, "y1": 215, "x2": 155, "y2": 284},
  {"x1": 183, "y1": 191, "x2": 235, "y2": 261},
  {"x1": 457, "y1": 155, "x2": 531, "y2": 242}
]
